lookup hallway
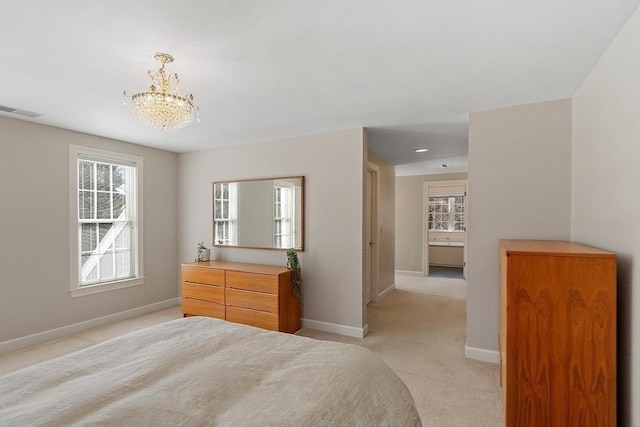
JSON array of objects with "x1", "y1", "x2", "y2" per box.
[{"x1": 395, "y1": 271, "x2": 467, "y2": 299}]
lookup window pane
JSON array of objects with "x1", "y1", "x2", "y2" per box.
[
  {"x1": 115, "y1": 250, "x2": 132, "y2": 279},
  {"x1": 112, "y1": 165, "x2": 126, "y2": 191},
  {"x1": 113, "y1": 193, "x2": 126, "y2": 218},
  {"x1": 97, "y1": 192, "x2": 111, "y2": 219},
  {"x1": 96, "y1": 163, "x2": 111, "y2": 191},
  {"x1": 217, "y1": 222, "x2": 222, "y2": 242},
  {"x1": 81, "y1": 224, "x2": 96, "y2": 252},
  {"x1": 78, "y1": 161, "x2": 94, "y2": 190},
  {"x1": 115, "y1": 223, "x2": 131, "y2": 249},
  {"x1": 79, "y1": 190, "x2": 94, "y2": 219},
  {"x1": 100, "y1": 252, "x2": 115, "y2": 281},
  {"x1": 81, "y1": 254, "x2": 98, "y2": 283},
  {"x1": 99, "y1": 223, "x2": 114, "y2": 250}
]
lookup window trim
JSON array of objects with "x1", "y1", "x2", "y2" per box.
[{"x1": 69, "y1": 145, "x2": 144, "y2": 298}]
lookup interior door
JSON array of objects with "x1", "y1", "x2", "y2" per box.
[
  {"x1": 365, "y1": 170, "x2": 373, "y2": 304},
  {"x1": 463, "y1": 187, "x2": 468, "y2": 279}
]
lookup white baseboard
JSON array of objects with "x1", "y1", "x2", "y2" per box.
[
  {"x1": 0, "y1": 298, "x2": 180, "y2": 354},
  {"x1": 301, "y1": 318, "x2": 367, "y2": 338},
  {"x1": 395, "y1": 270, "x2": 423, "y2": 277},
  {"x1": 377, "y1": 284, "x2": 395, "y2": 301},
  {"x1": 465, "y1": 342, "x2": 499, "y2": 364}
]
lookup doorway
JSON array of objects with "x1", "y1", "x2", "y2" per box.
[{"x1": 424, "y1": 180, "x2": 467, "y2": 280}]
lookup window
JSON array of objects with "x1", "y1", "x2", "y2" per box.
[
  {"x1": 214, "y1": 182, "x2": 237, "y2": 245},
  {"x1": 69, "y1": 146, "x2": 143, "y2": 297},
  {"x1": 428, "y1": 195, "x2": 465, "y2": 232},
  {"x1": 274, "y1": 184, "x2": 294, "y2": 248}
]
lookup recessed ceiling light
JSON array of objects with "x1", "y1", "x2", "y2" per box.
[
  {"x1": 414, "y1": 148, "x2": 429, "y2": 153},
  {"x1": 440, "y1": 164, "x2": 449, "y2": 168}
]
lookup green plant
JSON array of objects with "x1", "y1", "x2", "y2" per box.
[
  {"x1": 286, "y1": 249, "x2": 302, "y2": 302},
  {"x1": 195, "y1": 241, "x2": 208, "y2": 262}
]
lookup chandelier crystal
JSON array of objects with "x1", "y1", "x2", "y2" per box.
[{"x1": 123, "y1": 52, "x2": 199, "y2": 132}]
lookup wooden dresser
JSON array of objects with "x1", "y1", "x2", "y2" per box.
[
  {"x1": 499, "y1": 240, "x2": 616, "y2": 427},
  {"x1": 181, "y1": 261, "x2": 300, "y2": 333}
]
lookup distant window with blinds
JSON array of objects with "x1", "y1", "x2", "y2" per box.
[
  {"x1": 428, "y1": 195, "x2": 465, "y2": 232},
  {"x1": 69, "y1": 145, "x2": 144, "y2": 297},
  {"x1": 214, "y1": 183, "x2": 237, "y2": 245}
]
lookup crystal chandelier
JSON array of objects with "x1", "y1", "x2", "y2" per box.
[{"x1": 123, "y1": 52, "x2": 199, "y2": 132}]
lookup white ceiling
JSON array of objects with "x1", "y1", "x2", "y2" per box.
[{"x1": 1, "y1": 1, "x2": 638, "y2": 175}]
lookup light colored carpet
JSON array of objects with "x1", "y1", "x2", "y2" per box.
[
  {"x1": 297, "y1": 274, "x2": 503, "y2": 426},
  {"x1": 0, "y1": 274, "x2": 503, "y2": 426}
]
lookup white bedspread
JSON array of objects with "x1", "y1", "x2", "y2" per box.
[{"x1": 0, "y1": 317, "x2": 421, "y2": 426}]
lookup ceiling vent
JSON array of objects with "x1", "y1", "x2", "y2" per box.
[{"x1": 0, "y1": 105, "x2": 42, "y2": 118}]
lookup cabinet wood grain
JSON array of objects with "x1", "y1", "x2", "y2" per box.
[{"x1": 499, "y1": 239, "x2": 616, "y2": 427}]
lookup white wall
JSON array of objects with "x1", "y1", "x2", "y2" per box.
[
  {"x1": 367, "y1": 151, "x2": 395, "y2": 298},
  {"x1": 178, "y1": 129, "x2": 367, "y2": 335},
  {"x1": 466, "y1": 99, "x2": 573, "y2": 355},
  {"x1": 395, "y1": 172, "x2": 468, "y2": 272},
  {"x1": 0, "y1": 117, "x2": 179, "y2": 342},
  {"x1": 572, "y1": 9, "x2": 639, "y2": 426}
]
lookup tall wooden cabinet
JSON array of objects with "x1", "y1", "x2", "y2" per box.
[
  {"x1": 181, "y1": 261, "x2": 300, "y2": 333},
  {"x1": 499, "y1": 240, "x2": 616, "y2": 427}
]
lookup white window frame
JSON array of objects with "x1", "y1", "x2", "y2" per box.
[{"x1": 69, "y1": 145, "x2": 144, "y2": 297}]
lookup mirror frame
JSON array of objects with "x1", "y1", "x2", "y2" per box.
[{"x1": 212, "y1": 176, "x2": 305, "y2": 251}]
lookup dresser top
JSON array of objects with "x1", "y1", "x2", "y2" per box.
[
  {"x1": 182, "y1": 260, "x2": 290, "y2": 275},
  {"x1": 499, "y1": 239, "x2": 615, "y2": 258}
]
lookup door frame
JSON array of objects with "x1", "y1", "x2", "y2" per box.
[{"x1": 365, "y1": 162, "x2": 380, "y2": 303}]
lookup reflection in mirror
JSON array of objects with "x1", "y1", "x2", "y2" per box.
[{"x1": 213, "y1": 176, "x2": 304, "y2": 250}]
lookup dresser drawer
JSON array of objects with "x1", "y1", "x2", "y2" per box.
[
  {"x1": 182, "y1": 298, "x2": 225, "y2": 319},
  {"x1": 226, "y1": 288, "x2": 278, "y2": 313},
  {"x1": 182, "y1": 283, "x2": 224, "y2": 304},
  {"x1": 182, "y1": 266, "x2": 225, "y2": 286},
  {"x1": 226, "y1": 306, "x2": 279, "y2": 331},
  {"x1": 226, "y1": 271, "x2": 278, "y2": 294}
]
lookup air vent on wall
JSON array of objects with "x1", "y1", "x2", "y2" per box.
[{"x1": 0, "y1": 105, "x2": 42, "y2": 118}]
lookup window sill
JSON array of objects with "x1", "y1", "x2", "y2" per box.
[{"x1": 69, "y1": 277, "x2": 145, "y2": 298}]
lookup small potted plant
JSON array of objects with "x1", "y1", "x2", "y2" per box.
[
  {"x1": 286, "y1": 249, "x2": 302, "y2": 302},
  {"x1": 195, "y1": 241, "x2": 210, "y2": 262}
]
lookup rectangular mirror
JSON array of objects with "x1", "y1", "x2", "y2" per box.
[{"x1": 213, "y1": 176, "x2": 304, "y2": 250}]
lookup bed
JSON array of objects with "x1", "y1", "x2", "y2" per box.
[{"x1": 0, "y1": 316, "x2": 421, "y2": 426}]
